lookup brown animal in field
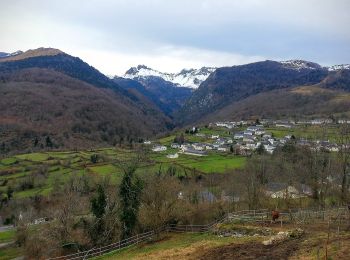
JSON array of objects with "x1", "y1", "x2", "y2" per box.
[{"x1": 272, "y1": 210, "x2": 280, "y2": 222}]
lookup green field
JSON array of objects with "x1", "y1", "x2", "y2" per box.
[
  {"x1": 266, "y1": 125, "x2": 341, "y2": 141},
  {"x1": 0, "y1": 247, "x2": 22, "y2": 260},
  {"x1": 0, "y1": 123, "x2": 339, "y2": 200},
  {"x1": 0, "y1": 229, "x2": 15, "y2": 243},
  {"x1": 179, "y1": 154, "x2": 246, "y2": 173},
  {"x1": 0, "y1": 157, "x2": 18, "y2": 166},
  {"x1": 0, "y1": 144, "x2": 245, "y2": 199}
]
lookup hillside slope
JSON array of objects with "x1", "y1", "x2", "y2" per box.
[
  {"x1": 200, "y1": 85, "x2": 350, "y2": 122},
  {"x1": 0, "y1": 48, "x2": 172, "y2": 154},
  {"x1": 176, "y1": 60, "x2": 329, "y2": 124},
  {"x1": 114, "y1": 76, "x2": 192, "y2": 116}
]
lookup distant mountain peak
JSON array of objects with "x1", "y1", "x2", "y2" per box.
[
  {"x1": 0, "y1": 47, "x2": 63, "y2": 62},
  {"x1": 123, "y1": 65, "x2": 216, "y2": 89},
  {"x1": 0, "y1": 50, "x2": 23, "y2": 58},
  {"x1": 279, "y1": 60, "x2": 322, "y2": 70},
  {"x1": 137, "y1": 64, "x2": 151, "y2": 70},
  {"x1": 327, "y1": 64, "x2": 350, "y2": 71}
]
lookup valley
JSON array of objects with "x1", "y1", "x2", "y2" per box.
[
  {"x1": 1, "y1": 120, "x2": 350, "y2": 259},
  {"x1": 2, "y1": 1, "x2": 350, "y2": 259},
  {"x1": 1, "y1": 48, "x2": 350, "y2": 260}
]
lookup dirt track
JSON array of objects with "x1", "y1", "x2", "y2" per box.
[{"x1": 197, "y1": 238, "x2": 301, "y2": 260}]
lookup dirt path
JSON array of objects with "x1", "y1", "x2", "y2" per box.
[{"x1": 196, "y1": 238, "x2": 301, "y2": 260}]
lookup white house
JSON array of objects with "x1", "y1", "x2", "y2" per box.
[
  {"x1": 218, "y1": 146, "x2": 229, "y2": 152},
  {"x1": 276, "y1": 123, "x2": 292, "y2": 128},
  {"x1": 143, "y1": 140, "x2": 151, "y2": 145},
  {"x1": 216, "y1": 138, "x2": 226, "y2": 145},
  {"x1": 243, "y1": 130, "x2": 254, "y2": 136},
  {"x1": 234, "y1": 132, "x2": 244, "y2": 139},
  {"x1": 152, "y1": 145, "x2": 167, "y2": 152},
  {"x1": 205, "y1": 144, "x2": 214, "y2": 150},
  {"x1": 181, "y1": 148, "x2": 207, "y2": 156},
  {"x1": 171, "y1": 143, "x2": 180, "y2": 148},
  {"x1": 243, "y1": 136, "x2": 255, "y2": 143},
  {"x1": 268, "y1": 138, "x2": 277, "y2": 145},
  {"x1": 245, "y1": 143, "x2": 256, "y2": 150},
  {"x1": 247, "y1": 126, "x2": 264, "y2": 134},
  {"x1": 265, "y1": 183, "x2": 311, "y2": 199},
  {"x1": 327, "y1": 145, "x2": 339, "y2": 152},
  {"x1": 192, "y1": 143, "x2": 206, "y2": 151},
  {"x1": 225, "y1": 138, "x2": 233, "y2": 144},
  {"x1": 264, "y1": 144, "x2": 276, "y2": 154},
  {"x1": 263, "y1": 133, "x2": 272, "y2": 139},
  {"x1": 255, "y1": 129, "x2": 265, "y2": 135},
  {"x1": 167, "y1": 153, "x2": 179, "y2": 159},
  {"x1": 211, "y1": 135, "x2": 220, "y2": 139}
]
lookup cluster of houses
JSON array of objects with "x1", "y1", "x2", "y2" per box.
[
  {"x1": 147, "y1": 124, "x2": 288, "y2": 158},
  {"x1": 233, "y1": 125, "x2": 283, "y2": 154},
  {"x1": 145, "y1": 117, "x2": 346, "y2": 159},
  {"x1": 297, "y1": 139, "x2": 340, "y2": 152},
  {"x1": 214, "y1": 118, "x2": 350, "y2": 130}
]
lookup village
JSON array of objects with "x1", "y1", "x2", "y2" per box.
[
  {"x1": 146, "y1": 118, "x2": 343, "y2": 160},
  {"x1": 140, "y1": 118, "x2": 345, "y2": 202}
]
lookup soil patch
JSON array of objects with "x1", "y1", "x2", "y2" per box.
[{"x1": 197, "y1": 238, "x2": 301, "y2": 260}]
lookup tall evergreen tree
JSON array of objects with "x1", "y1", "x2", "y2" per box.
[
  {"x1": 119, "y1": 165, "x2": 143, "y2": 239},
  {"x1": 90, "y1": 185, "x2": 107, "y2": 244},
  {"x1": 91, "y1": 185, "x2": 107, "y2": 218}
]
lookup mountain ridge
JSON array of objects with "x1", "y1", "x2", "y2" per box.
[
  {"x1": 0, "y1": 48, "x2": 173, "y2": 154},
  {"x1": 123, "y1": 64, "x2": 216, "y2": 89},
  {"x1": 175, "y1": 59, "x2": 350, "y2": 125}
]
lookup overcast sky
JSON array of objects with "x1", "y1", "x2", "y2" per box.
[{"x1": 1, "y1": 0, "x2": 350, "y2": 75}]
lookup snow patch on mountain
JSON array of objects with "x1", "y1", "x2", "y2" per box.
[
  {"x1": 327, "y1": 64, "x2": 350, "y2": 71},
  {"x1": 279, "y1": 60, "x2": 322, "y2": 70},
  {"x1": 0, "y1": 50, "x2": 23, "y2": 58},
  {"x1": 124, "y1": 65, "x2": 215, "y2": 89}
]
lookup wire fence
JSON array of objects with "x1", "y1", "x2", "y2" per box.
[{"x1": 46, "y1": 207, "x2": 349, "y2": 260}]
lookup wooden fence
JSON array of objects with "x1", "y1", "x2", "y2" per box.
[{"x1": 46, "y1": 207, "x2": 349, "y2": 260}]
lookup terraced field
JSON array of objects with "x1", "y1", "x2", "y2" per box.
[{"x1": 0, "y1": 146, "x2": 246, "y2": 200}]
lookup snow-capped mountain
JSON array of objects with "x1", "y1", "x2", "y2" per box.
[
  {"x1": 0, "y1": 50, "x2": 23, "y2": 58},
  {"x1": 124, "y1": 65, "x2": 216, "y2": 89},
  {"x1": 279, "y1": 60, "x2": 350, "y2": 72},
  {"x1": 279, "y1": 60, "x2": 322, "y2": 70},
  {"x1": 327, "y1": 64, "x2": 350, "y2": 71}
]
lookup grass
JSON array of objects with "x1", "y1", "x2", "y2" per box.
[
  {"x1": 158, "y1": 135, "x2": 176, "y2": 145},
  {"x1": 266, "y1": 125, "x2": 341, "y2": 142},
  {"x1": 14, "y1": 187, "x2": 51, "y2": 199},
  {"x1": 15, "y1": 153, "x2": 49, "y2": 162},
  {"x1": 0, "y1": 172, "x2": 28, "y2": 181},
  {"x1": 98, "y1": 232, "x2": 247, "y2": 260},
  {"x1": 88, "y1": 164, "x2": 124, "y2": 183},
  {"x1": 0, "y1": 157, "x2": 17, "y2": 166},
  {"x1": 0, "y1": 246, "x2": 22, "y2": 260},
  {"x1": 0, "y1": 229, "x2": 15, "y2": 243},
  {"x1": 178, "y1": 154, "x2": 246, "y2": 173},
  {"x1": 0, "y1": 124, "x2": 342, "y2": 200},
  {"x1": 89, "y1": 164, "x2": 120, "y2": 175}
]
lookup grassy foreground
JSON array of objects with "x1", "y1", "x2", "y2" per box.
[
  {"x1": 97, "y1": 222, "x2": 350, "y2": 260},
  {"x1": 97, "y1": 232, "x2": 254, "y2": 260}
]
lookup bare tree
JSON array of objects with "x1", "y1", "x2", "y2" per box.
[
  {"x1": 139, "y1": 174, "x2": 182, "y2": 230},
  {"x1": 337, "y1": 125, "x2": 350, "y2": 203}
]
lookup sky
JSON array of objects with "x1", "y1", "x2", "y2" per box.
[{"x1": 1, "y1": 0, "x2": 350, "y2": 75}]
